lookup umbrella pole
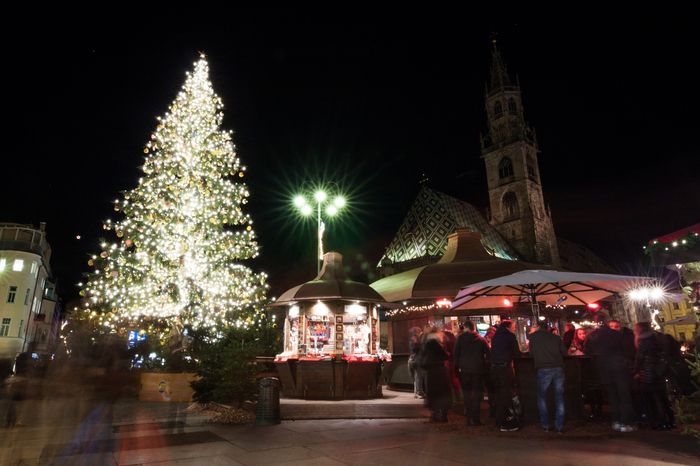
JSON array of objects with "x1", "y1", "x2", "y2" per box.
[{"x1": 528, "y1": 290, "x2": 540, "y2": 320}]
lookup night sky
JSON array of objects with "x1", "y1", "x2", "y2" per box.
[{"x1": 4, "y1": 5, "x2": 698, "y2": 302}]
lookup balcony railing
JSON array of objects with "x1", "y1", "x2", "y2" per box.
[{"x1": 0, "y1": 224, "x2": 49, "y2": 260}]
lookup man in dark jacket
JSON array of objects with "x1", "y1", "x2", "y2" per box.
[
  {"x1": 529, "y1": 323, "x2": 567, "y2": 433},
  {"x1": 586, "y1": 320, "x2": 635, "y2": 432},
  {"x1": 490, "y1": 320, "x2": 521, "y2": 431},
  {"x1": 562, "y1": 323, "x2": 576, "y2": 351},
  {"x1": 453, "y1": 321, "x2": 490, "y2": 425}
]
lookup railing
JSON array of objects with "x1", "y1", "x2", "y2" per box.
[{"x1": 0, "y1": 224, "x2": 49, "y2": 260}]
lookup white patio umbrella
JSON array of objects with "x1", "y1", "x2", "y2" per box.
[{"x1": 450, "y1": 269, "x2": 652, "y2": 316}]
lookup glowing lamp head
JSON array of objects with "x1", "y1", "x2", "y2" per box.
[
  {"x1": 301, "y1": 205, "x2": 313, "y2": 215},
  {"x1": 326, "y1": 205, "x2": 338, "y2": 216},
  {"x1": 314, "y1": 191, "x2": 327, "y2": 202},
  {"x1": 650, "y1": 287, "x2": 663, "y2": 300},
  {"x1": 334, "y1": 197, "x2": 345, "y2": 208},
  {"x1": 293, "y1": 196, "x2": 306, "y2": 207},
  {"x1": 503, "y1": 299, "x2": 512, "y2": 307},
  {"x1": 587, "y1": 303, "x2": 600, "y2": 310}
]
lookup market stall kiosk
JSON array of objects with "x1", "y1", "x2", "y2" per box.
[
  {"x1": 370, "y1": 228, "x2": 555, "y2": 390},
  {"x1": 271, "y1": 252, "x2": 391, "y2": 399}
]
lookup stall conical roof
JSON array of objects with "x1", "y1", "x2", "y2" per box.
[
  {"x1": 274, "y1": 252, "x2": 387, "y2": 305},
  {"x1": 371, "y1": 227, "x2": 552, "y2": 303}
]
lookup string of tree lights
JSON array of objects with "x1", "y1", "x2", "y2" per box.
[
  {"x1": 80, "y1": 55, "x2": 269, "y2": 331},
  {"x1": 644, "y1": 231, "x2": 698, "y2": 254}
]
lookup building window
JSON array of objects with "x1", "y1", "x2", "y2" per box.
[
  {"x1": 508, "y1": 98, "x2": 517, "y2": 114},
  {"x1": 7, "y1": 286, "x2": 18, "y2": 303},
  {"x1": 0, "y1": 258, "x2": 5, "y2": 270},
  {"x1": 41, "y1": 278, "x2": 45, "y2": 291},
  {"x1": 30, "y1": 261, "x2": 38, "y2": 276},
  {"x1": 672, "y1": 302, "x2": 679, "y2": 310},
  {"x1": 527, "y1": 155, "x2": 537, "y2": 181},
  {"x1": 502, "y1": 192, "x2": 519, "y2": 220},
  {"x1": 13, "y1": 259, "x2": 24, "y2": 271},
  {"x1": 18, "y1": 319, "x2": 24, "y2": 338},
  {"x1": 494, "y1": 101, "x2": 503, "y2": 118},
  {"x1": 679, "y1": 332, "x2": 686, "y2": 341},
  {"x1": 24, "y1": 288, "x2": 31, "y2": 306},
  {"x1": 498, "y1": 156, "x2": 514, "y2": 179},
  {"x1": 0, "y1": 318, "x2": 10, "y2": 337}
]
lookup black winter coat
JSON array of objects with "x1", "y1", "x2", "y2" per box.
[
  {"x1": 528, "y1": 328, "x2": 566, "y2": 370},
  {"x1": 490, "y1": 326, "x2": 521, "y2": 365},
  {"x1": 452, "y1": 331, "x2": 490, "y2": 374},
  {"x1": 421, "y1": 338, "x2": 452, "y2": 411},
  {"x1": 585, "y1": 326, "x2": 629, "y2": 384},
  {"x1": 635, "y1": 331, "x2": 666, "y2": 389}
]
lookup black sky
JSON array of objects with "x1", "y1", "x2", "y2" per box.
[{"x1": 4, "y1": 4, "x2": 698, "y2": 301}]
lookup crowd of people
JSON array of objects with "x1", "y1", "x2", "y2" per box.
[{"x1": 407, "y1": 317, "x2": 689, "y2": 433}]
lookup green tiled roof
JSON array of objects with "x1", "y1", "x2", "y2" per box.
[{"x1": 378, "y1": 187, "x2": 520, "y2": 266}]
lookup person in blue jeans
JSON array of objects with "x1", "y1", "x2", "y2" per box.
[{"x1": 528, "y1": 323, "x2": 567, "y2": 433}]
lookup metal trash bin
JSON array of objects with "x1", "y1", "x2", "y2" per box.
[{"x1": 255, "y1": 377, "x2": 281, "y2": 425}]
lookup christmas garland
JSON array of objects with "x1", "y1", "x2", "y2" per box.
[{"x1": 644, "y1": 231, "x2": 699, "y2": 255}]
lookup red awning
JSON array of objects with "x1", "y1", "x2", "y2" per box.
[{"x1": 650, "y1": 223, "x2": 700, "y2": 244}]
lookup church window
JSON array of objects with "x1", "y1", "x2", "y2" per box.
[
  {"x1": 502, "y1": 192, "x2": 519, "y2": 220},
  {"x1": 508, "y1": 98, "x2": 517, "y2": 114},
  {"x1": 498, "y1": 156, "x2": 513, "y2": 179},
  {"x1": 494, "y1": 101, "x2": 503, "y2": 118},
  {"x1": 527, "y1": 155, "x2": 537, "y2": 181}
]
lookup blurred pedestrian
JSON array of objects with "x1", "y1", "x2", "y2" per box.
[
  {"x1": 587, "y1": 320, "x2": 635, "y2": 432},
  {"x1": 634, "y1": 322, "x2": 673, "y2": 430},
  {"x1": 562, "y1": 323, "x2": 576, "y2": 349},
  {"x1": 529, "y1": 322, "x2": 566, "y2": 433},
  {"x1": 408, "y1": 327, "x2": 425, "y2": 399},
  {"x1": 442, "y1": 327, "x2": 459, "y2": 402},
  {"x1": 453, "y1": 321, "x2": 490, "y2": 426},
  {"x1": 421, "y1": 327, "x2": 451, "y2": 423},
  {"x1": 490, "y1": 320, "x2": 521, "y2": 431}
]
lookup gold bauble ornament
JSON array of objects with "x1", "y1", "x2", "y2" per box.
[
  {"x1": 239, "y1": 172, "x2": 244, "y2": 177},
  {"x1": 144, "y1": 148, "x2": 149, "y2": 153}
]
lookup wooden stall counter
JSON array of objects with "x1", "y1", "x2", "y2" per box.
[{"x1": 274, "y1": 356, "x2": 389, "y2": 399}]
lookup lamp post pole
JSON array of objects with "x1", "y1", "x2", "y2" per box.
[
  {"x1": 293, "y1": 185, "x2": 345, "y2": 276},
  {"x1": 317, "y1": 199, "x2": 322, "y2": 274}
]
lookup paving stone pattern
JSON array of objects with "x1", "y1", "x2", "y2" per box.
[{"x1": 0, "y1": 398, "x2": 698, "y2": 465}]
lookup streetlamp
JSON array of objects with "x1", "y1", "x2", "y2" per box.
[
  {"x1": 293, "y1": 186, "x2": 346, "y2": 274},
  {"x1": 627, "y1": 285, "x2": 666, "y2": 330}
]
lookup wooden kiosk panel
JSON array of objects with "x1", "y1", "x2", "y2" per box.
[
  {"x1": 274, "y1": 360, "x2": 297, "y2": 397},
  {"x1": 344, "y1": 361, "x2": 381, "y2": 398},
  {"x1": 297, "y1": 360, "x2": 335, "y2": 398}
]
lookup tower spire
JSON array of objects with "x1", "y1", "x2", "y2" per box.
[{"x1": 490, "y1": 41, "x2": 511, "y2": 92}]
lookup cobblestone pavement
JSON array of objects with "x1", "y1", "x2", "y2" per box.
[{"x1": 0, "y1": 397, "x2": 698, "y2": 465}]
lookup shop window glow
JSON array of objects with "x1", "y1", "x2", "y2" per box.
[{"x1": 345, "y1": 304, "x2": 367, "y2": 315}]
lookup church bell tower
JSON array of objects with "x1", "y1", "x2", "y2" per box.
[{"x1": 480, "y1": 44, "x2": 560, "y2": 268}]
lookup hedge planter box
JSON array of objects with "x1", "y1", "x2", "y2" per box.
[{"x1": 139, "y1": 373, "x2": 197, "y2": 402}]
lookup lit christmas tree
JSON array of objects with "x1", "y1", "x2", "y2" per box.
[{"x1": 81, "y1": 54, "x2": 268, "y2": 331}]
